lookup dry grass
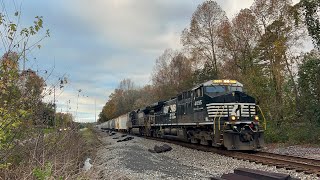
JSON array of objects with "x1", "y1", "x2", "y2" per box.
[{"x1": 0, "y1": 126, "x2": 101, "y2": 180}]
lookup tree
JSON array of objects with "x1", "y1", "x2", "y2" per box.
[
  {"x1": 98, "y1": 79, "x2": 146, "y2": 122},
  {"x1": 298, "y1": 0, "x2": 320, "y2": 48},
  {"x1": 181, "y1": 0, "x2": 228, "y2": 77},
  {"x1": 40, "y1": 103, "x2": 55, "y2": 126},
  {"x1": 55, "y1": 113, "x2": 73, "y2": 127},
  {"x1": 298, "y1": 51, "x2": 320, "y2": 125},
  {"x1": 251, "y1": 0, "x2": 302, "y2": 123},
  {"x1": 152, "y1": 49, "x2": 193, "y2": 100},
  {"x1": 133, "y1": 85, "x2": 155, "y2": 109},
  {"x1": 0, "y1": 6, "x2": 48, "y2": 166},
  {"x1": 22, "y1": 69, "x2": 46, "y2": 125},
  {"x1": 293, "y1": 50, "x2": 320, "y2": 142},
  {"x1": 0, "y1": 53, "x2": 25, "y2": 159},
  {"x1": 219, "y1": 9, "x2": 260, "y2": 78}
]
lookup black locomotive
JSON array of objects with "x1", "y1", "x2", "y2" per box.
[{"x1": 103, "y1": 80, "x2": 265, "y2": 151}]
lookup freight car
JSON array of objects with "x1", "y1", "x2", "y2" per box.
[
  {"x1": 115, "y1": 113, "x2": 131, "y2": 132},
  {"x1": 103, "y1": 80, "x2": 265, "y2": 151},
  {"x1": 99, "y1": 121, "x2": 109, "y2": 130}
]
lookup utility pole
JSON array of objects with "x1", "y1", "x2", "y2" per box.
[
  {"x1": 21, "y1": 42, "x2": 27, "y2": 95},
  {"x1": 53, "y1": 86, "x2": 56, "y2": 128},
  {"x1": 95, "y1": 98, "x2": 96, "y2": 123},
  {"x1": 53, "y1": 87, "x2": 56, "y2": 110},
  {"x1": 23, "y1": 42, "x2": 26, "y2": 72}
]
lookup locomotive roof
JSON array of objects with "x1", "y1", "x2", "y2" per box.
[{"x1": 192, "y1": 80, "x2": 243, "y2": 90}]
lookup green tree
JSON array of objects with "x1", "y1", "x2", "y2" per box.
[
  {"x1": 55, "y1": 113, "x2": 73, "y2": 127},
  {"x1": 0, "y1": 7, "x2": 48, "y2": 167},
  {"x1": 251, "y1": 0, "x2": 301, "y2": 124},
  {"x1": 298, "y1": 51, "x2": 320, "y2": 125},
  {"x1": 298, "y1": 0, "x2": 320, "y2": 48}
]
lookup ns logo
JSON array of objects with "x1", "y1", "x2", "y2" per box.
[{"x1": 231, "y1": 104, "x2": 241, "y2": 116}]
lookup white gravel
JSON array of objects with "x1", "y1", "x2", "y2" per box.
[
  {"x1": 264, "y1": 144, "x2": 320, "y2": 160},
  {"x1": 93, "y1": 132, "x2": 318, "y2": 180}
]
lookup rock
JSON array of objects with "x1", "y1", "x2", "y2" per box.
[
  {"x1": 112, "y1": 137, "x2": 119, "y2": 139},
  {"x1": 154, "y1": 145, "x2": 163, "y2": 153},
  {"x1": 117, "y1": 136, "x2": 134, "y2": 142},
  {"x1": 162, "y1": 144, "x2": 172, "y2": 152},
  {"x1": 148, "y1": 149, "x2": 156, "y2": 153},
  {"x1": 83, "y1": 158, "x2": 92, "y2": 171},
  {"x1": 121, "y1": 134, "x2": 127, "y2": 137},
  {"x1": 109, "y1": 132, "x2": 116, "y2": 136},
  {"x1": 152, "y1": 144, "x2": 172, "y2": 153},
  {"x1": 123, "y1": 137, "x2": 134, "y2": 141}
]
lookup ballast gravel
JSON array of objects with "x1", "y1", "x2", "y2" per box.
[
  {"x1": 93, "y1": 132, "x2": 318, "y2": 180},
  {"x1": 265, "y1": 144, "x2": 320, "y2": 160}
]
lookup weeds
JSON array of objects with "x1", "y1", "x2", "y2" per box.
[{"x1": 0, "y1": 126, "x2": 100, "y2": 179}]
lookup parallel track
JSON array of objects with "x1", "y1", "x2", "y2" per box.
[{"x1": 145, "y1": 136, "x2": 320, "y2": 177}]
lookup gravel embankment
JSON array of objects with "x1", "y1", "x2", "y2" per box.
[
  {"x1": 93, "y1": 132, "x2": 318, "y2": 180},
  {"x1": 264, "y1": 144, "x2": 320, "y2": 160}
]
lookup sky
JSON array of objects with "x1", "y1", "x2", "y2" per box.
[{"x1": 2, "y1": 0, "x2": 301, "y2": 122}]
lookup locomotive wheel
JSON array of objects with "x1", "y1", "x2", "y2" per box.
[
  {"x1": 190, "y1": 137, "x2": 198, "y2": 144},
  {"x1": 200, "y1": 137, "x2": 209, "y2": 145}
]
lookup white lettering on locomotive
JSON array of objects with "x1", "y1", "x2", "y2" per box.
[{"x1": 194, "y1": 100, "x2": 202, "y2": 106}]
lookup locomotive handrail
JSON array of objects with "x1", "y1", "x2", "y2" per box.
[
  {"x1": 213, "y1": 105, "x2": 225, "y2": 134},
  {"x1": 256, "y1": 105, "x2": 267, "y2": 130},
  {"x1": 218, "y1": 106, "x2": 225, "y2": 131}
]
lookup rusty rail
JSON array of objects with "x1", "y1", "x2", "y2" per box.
[{"x1": 145, "y1": 136, "x2": 320, "y2": 177}]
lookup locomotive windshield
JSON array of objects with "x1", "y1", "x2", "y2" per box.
[
  {"x1": 205, "y1": 86, "x2": 227, "y2": 93},
  {"x1": 229, "y1": 86, "x2": 243, "y2": 92},
  {"x1": 205, "y1": 85, "x2": 243, "y2": 96}
]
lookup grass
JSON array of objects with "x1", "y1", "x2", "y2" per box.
[
  {"x1": 80, "y1": 127, "x2": 96, "y2": 146},
  {"x1": 0, "y1": 125, "x2": 102, "y2": 179},
  {"x1": 265, "y1": 121, "x2": 320, "y2": 145},
  {"x1": 43, "y1": 128, "x2": 55, "y2": 134}
]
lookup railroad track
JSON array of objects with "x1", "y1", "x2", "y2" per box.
[
  {"x1": 145, "y1": 136, "x2": 320, "y2": 177},
  {"x1": 228, "y1": 151, "x2": 320, "y2": 176}
]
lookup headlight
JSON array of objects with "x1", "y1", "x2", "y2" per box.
[
  {"x1": 254, "y1": 116, "x2": 259, "y2": 121},
  {"x1": 230, "y1": 115, "x2": 236, "y2": 121}
]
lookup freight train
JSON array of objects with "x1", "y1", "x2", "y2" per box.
[{"x1": 99, "y1": 80, "x2": 265, "y2": 151}]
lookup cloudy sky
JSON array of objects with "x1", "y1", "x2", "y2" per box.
[{"x1": 3, "y1": 0, "x2": 300, "y2": 122}]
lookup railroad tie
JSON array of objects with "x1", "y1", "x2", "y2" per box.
[
  {"x1": 234, "y1": 168, "x2": 299, "y2": 180},
  {"x1": 211, "y1": 168, "x2": 300, "y2": 180}
]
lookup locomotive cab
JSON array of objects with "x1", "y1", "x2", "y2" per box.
[{"x1": 201, "y1": 80, "x2": 264, "y2": 150}]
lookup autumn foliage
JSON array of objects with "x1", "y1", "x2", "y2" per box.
[{"x1": 99, "y1": 0, "x2": 320, "y2": 144}]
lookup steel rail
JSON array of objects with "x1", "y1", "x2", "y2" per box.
[{"x1": 144, "y1": 136, "x2": 320, "y2": 177}]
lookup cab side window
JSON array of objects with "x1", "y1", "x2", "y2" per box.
[{"x1": 195, "y1": 87, "x2": 203, "y2": 98}]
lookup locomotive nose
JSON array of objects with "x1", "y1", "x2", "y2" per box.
[{"x1": 233, "y1": 91, "x2": 247, "y2": 102}]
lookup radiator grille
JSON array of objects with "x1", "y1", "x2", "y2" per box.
[{"x1": 206, "y1": 103, "x2": 256, "y2": 118}]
